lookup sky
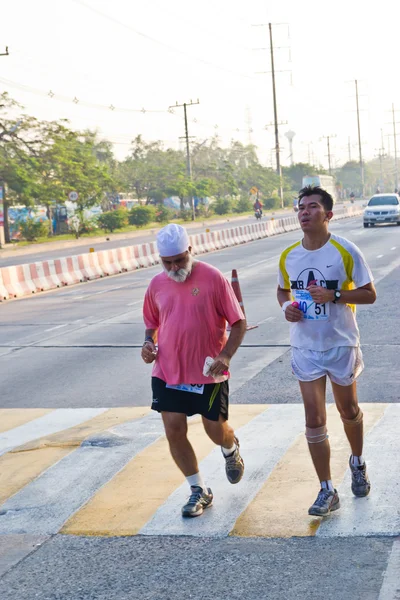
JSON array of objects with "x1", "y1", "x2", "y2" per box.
[{"x1": 2, "y1": 0, "x2": 400, "y2": 169}]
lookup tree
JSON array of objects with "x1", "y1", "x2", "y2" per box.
[
  {"x1": 282, "y1": 163, "x2": 320, "y2": 191},
  {"x1": 0, "y1": 94, "x2": 117, "y2": 242}
]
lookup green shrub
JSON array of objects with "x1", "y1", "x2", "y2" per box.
[
  {"x1": 128, "y1": 205, "x2": 155, "y2": 227},
  {"x1": 181, "y1": 209, "x2": 193, "y2": 221},
  {"x1": 213, "y1": 197, "x2": 233, "y2": 215},
  {"x1": 98, "y1": 208, "x2": 128, "y2": 232},
  {"x1": 19, "y1": 218, "x2": 49, "y2": 241},
  {"x1": 155, "y1": 204, "x2": 173, "y2": 223},
  {"x1": 283, "y1": 191, "x2": 297, "y2": 207},
  {"x1": 263, "y1": 196, "x2": 281, "y2": 210},
  {"x1": 68, "y1": 212, "x2": 99, "y2": 238},
  {"x1": 233, "y1": 196, "x2": 252, "y2": 213},
  {"x1": 195, "y1": 203, "x2": 211, "y2": 218}
]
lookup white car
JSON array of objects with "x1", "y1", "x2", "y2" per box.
[{"x1": 363, "y1": 194, "x2": 400, "y2": 228}]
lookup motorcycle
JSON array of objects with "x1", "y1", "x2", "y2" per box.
[{"x1": 255, "y1": 209, "x2": 262, "y2": 220}]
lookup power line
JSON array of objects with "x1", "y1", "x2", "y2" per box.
[
  {"x1": 71, "y1": 0, "x2": 256, "y2": 81},
  {"x1": 0, "y1": 76, "x2": 167, "y2": 114}
]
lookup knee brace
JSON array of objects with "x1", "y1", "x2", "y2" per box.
[
  {"x1": 305, "y1": 425, "x2": 329, "y2": 444},
  {"x1": 341, "y1": 408, "x2": 363, "y2": 427}
]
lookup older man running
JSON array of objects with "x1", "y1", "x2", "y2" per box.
[{"x1": 142, "y1": 223, "x2": 247, "y2": 518}]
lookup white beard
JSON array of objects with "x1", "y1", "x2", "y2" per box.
[{"x1": 163, "y1": 256, "x2": 194, "y2": 283}]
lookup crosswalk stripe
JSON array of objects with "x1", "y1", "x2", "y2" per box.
[
  {"x1": 0, "y1": 409, "x2": 54, "y2": 434},
  {"x1": 0, "y1": 408, "x2": 107, "y2": 457},
  {"x1": 0, "y1": 408, "x2": 150, "y2": 506},
  {"x1": 378, "y1": 539, "x2": 400, "y2": 600},
  {"x1": 0, "y1": 410, "x2": 163, "y2": 535},
  {"x1": 231, "y1": 403, "x2": 387, "y2": 537},
  {"x1": 140, "y1": 405, "x2": 305, "y2": 537},
  {"x1": 317, "y1": 403, "x2": 400, "y2": 538},
  {"x1": 62, "y1": 405, "x2": 266, "y2": 536},
  {"x1": 0, "y1": 404, "x2": 399, "y2": 539}
]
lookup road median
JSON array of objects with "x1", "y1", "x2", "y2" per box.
[{"x1": 0, "y1": 207, "x2": 362, "y2": 301}]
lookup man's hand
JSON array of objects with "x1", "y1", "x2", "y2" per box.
[
  {"x1": 284, "y1": 304, "x2": 303, "y2": 322},
  {"x1": 209, "y1": 351, "x2": 230, "y2": 377},
  {"x1": 141, "y1": 341, "x2": 158, "y2": 364},
  {"x1": 307, "y1": 285, "x2": 335, "y2": 304}
]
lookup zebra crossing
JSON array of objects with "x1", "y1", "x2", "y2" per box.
[{"x1": 0, "y1": 403, "x2": 399, "y2": 539}]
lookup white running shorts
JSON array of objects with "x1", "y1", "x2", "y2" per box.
[{"x1": 291, "y1": 346, "x2": 364, "y2": 387}]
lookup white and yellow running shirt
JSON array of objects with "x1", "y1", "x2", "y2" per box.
[{"x1": 278, "y1": 233, "x2": 373, "y2": 351}]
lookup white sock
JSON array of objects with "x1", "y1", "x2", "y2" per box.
[
  {"x1": 222, "y1": 442, "x2": 236, "y2": 457},
  {"x1": 320, "y1": 479, "x2": 335, "y2": 492},
  {"x1": 351, "y1": 455, "x2": 365, "y2": 467},
  {"x1": 186, "y1": 472, "x2": 206, "y2": 491}
]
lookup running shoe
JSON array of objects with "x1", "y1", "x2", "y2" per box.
[
  {"x1": 222, "y1": 436, "x2": 244, "y2": 484},
  {"x1": 349, "y1": 457, "x2": 371, "y2": 497},
  {"x1": 308, "y1": 488, "x2": 340, "y2": 516},
  {"x1": 181, "y1": 486, "x2": 213, "y2": 518}
]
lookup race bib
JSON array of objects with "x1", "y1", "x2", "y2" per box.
[
  {"x1": 165, "y1": 383, "x2": 205, "y2": 395},
  {"x1": 293, "y1": 289, "x2": 329, "y2": 321}
]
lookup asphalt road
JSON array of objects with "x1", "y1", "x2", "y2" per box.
[
  {"x1": 0, "y1": 202, "x2": 359, "y2": 268},
  {"x1": 0, "y1": 214, "x2": 398, "y2": 409},
  {"x1": 0, "y1": 215, "x2": 399, "y2": 600}
]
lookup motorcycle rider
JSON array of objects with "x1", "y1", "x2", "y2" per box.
[{"x1": 253, "y1": 197, "x2": 263, "y2": 217}]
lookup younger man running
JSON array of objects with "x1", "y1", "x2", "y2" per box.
[{"x1": 277, "y1": 185, "x2": 376, "y2": 516}]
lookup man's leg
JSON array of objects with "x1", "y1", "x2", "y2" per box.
[
  {"x1": 299, "y1": 377, "x2": 330, "y2": 483},
  {"x1": 331, "y1": 381, "x2": 363, "y2": 456},
  {"x1": 299, "y1": 377, "x2": 340, "y2": 516},
  {"x1": 202, "y1": 414, "x2": 234, "y2": 448},
  {"x1": 331, "y1": 381, "x2": 370, "y2": 497},
  {"x1": 202, "y1": 415, "x2": 244, "y2": 484},
  {"x1": 162, "y1": 411, "x2": 213, "y2": 517},
  {"x1": 161, "y1": 411, "x2": 198, "y2": 476}
]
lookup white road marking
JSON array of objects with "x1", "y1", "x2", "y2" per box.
[
  {"x1": 391, "y1": 247, "x2": 397, "y2": 250},
  {"x1": 45, "y1": 324, "x2": 68, "y2": 332},
  {"x1": 0, "y1": 413, "x2": 165, "y2": 535},
  {"x1": 317, "y1": 404, "x2": 400, "y2": 538},
  {"x1": 377, "y1": 255, "x2": 384, "y2": 258},
  {"x1": 257, "y1": 316, "x2": 275, "y2": 325},
  {"x1": 140, "y1": 405, "x2": 305, "y2": 537},
  {"x1": 127, "y1": 300, "x2": 142, "y2": 306},
  {"x1": 0, "y1": 408, "x2": 107, "y2": 457},
  {"x1": 378, "y1": 538, "x2": 400, "y2": 600}
]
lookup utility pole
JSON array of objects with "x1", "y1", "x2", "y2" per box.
[
  {"x1": 392, "y1": 104, "x2": 399, "y2": 190},
  {"x1": 322, "y1": 135, "x2": 336, "y2": 175},
  {"x1": 355, "y1": 80, "x2": 365, "y2": 197},
  {"x1": 375, "y1": 130, "x2": 386, "y2": 191},
  {"x1": 0, "y1": 46, "x2": 10, "y2": 248},
  {"x1": 253, "y1": 23, "x2": 290, "y2": 208},
  {"x1": 348, "y1": 137, "x2": 351, "y2": 162},
  {"x1": 170, "y1": 99, "x2": 199, "y2": 220}
]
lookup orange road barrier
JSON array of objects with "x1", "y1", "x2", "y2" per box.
[{"x1": 230, "y1": 269, "x2": 258, "y2": 331}]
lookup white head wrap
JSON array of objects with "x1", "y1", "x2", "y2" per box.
[{"x1": 157, "y1": 223, "x2": 190, "y2": 257}]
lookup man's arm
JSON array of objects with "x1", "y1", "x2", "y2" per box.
[
  {"x1": 277, "y1": 285, "x2": 303, "y2": 323},
  {"x1": 307, "y1": 282, "x2": 376, "y2": 305},
  {"x1": 209, "y1": 319, "x2": 247, "y2": 377},
  {"x1": 141, "y1": 328, "x2": 158, "y2": 364}
]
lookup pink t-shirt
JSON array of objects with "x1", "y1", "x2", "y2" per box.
[{"x1": 143, "y1": 261, "x2": 245, "y2": 384}]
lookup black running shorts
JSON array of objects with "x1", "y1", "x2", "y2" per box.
[{"x1": 151, "y1": 377, "x2": 229, "y2": 422}]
